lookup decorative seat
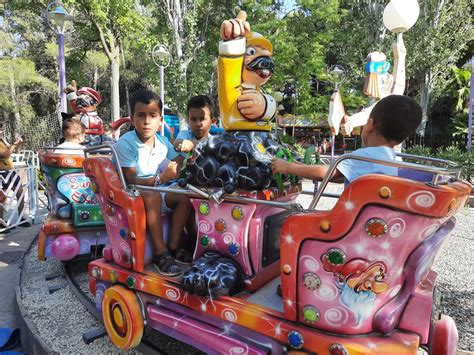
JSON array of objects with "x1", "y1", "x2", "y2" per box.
[
  {"x1": 279, "y1": 172, "x2": 470, "y2": 338},
  {"x1": 37, "y1": 150, "x2": 107, "y2": 261}
]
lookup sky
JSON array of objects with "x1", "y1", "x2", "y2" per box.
[{"x1": 280, "y1": 0, "x2": 298, "y2": 17}]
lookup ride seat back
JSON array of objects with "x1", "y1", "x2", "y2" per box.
[
  {"x1": 398, "y1": 168, "x2": 434, "y2": 182},
  {"x1": 280, "y1": 174, "x2": 470, "y2": 335},
  {"x1": 83, "y1": 157, "x2": 149, "y2": 271},
  {"x1": 39, "y1": 151, "x2": 100, "y2": 222}
]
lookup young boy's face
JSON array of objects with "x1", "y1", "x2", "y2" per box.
[
  {"x1": 132, "y1": 100, "x2": 162, "y2": 143},
  {"x1": 188, "y1": 106, "x2": 213, "y2": 140}
]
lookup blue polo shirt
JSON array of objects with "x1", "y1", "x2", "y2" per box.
[
  {"x1": 337, "y1": 146, "x2": 398, "y2": 184},
  {"x1": 115, "y1": 131, "x2": 178, "y2": 178}
]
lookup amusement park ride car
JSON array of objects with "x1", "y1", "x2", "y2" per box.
[
  {"x1": 82, "y1": 144, "x2": 470, "y2": 354},
  {"x1": 37, "y1": 148, "x2": 108, "y2": 261}
]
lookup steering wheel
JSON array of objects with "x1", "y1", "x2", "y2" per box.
[
  {"x1": 304, "y1": 145, "x2": 316, "y2": 165},
  {"x1": 274, "y1": 148, "x2": 296, "y2": 191}
]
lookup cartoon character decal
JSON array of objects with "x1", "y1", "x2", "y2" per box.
[{"x1": 321, "y1": 250, "x2": 389, "y2": 326}]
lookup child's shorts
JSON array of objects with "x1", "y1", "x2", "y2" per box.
[{"x1": 160, "y1": 181, "x2": 178, "y2": 214}]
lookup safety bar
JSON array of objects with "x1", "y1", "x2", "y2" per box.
[
  {"x1": 308, "y1": 153, "x2": 462, "y2": 210},
  {"x1": 84, "y1": 144, "x2": 302, "y2": 211}
]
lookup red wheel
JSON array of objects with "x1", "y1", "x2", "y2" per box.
[
  {"x1": 430, "y1": 315, "x2": 458, "y2": 355},
  {"x1": 102, "y1": 285, "x2": 144, "y2": 349}
]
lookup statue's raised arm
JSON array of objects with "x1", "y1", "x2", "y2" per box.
[
  {"x1": 218, "y1": 11, "x2": 276, "y2": 131},
  {"x1": 345, "y1": 34, "x2": 406, "y2": 135}
]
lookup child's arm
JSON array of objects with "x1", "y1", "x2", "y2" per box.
[
  {"x1": 121, "y1": 167, "x2": 155, "y2": 186},
  {"x1": 271, "y1": 158, "x2": 342, "y2": 181}
]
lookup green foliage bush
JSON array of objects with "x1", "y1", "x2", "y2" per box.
[{"x1": 404, "y1": 145, "x2": 433, "y2": 157}]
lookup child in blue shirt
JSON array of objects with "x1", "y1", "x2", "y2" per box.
[
  {"x1": 115, "y1": 90, "x2": 191, "y2": 276},
  {"x1": 173, "y1": 95, "x2": 217, "y2": 153},
  {"x1": 271, "y1": 95, "x2": 422, "y2": 183}
]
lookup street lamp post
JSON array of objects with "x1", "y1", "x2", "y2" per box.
[
  {"x1": 465, "y1": 57, "x2": 473, "y2": 150},
  {"x1": 152, "y1": 44, "x2": 171, "y2": 135},
  {"x1": 46, "y1": 2, "x2": 73, "y2": 113},
  {"x1": 328, "y1": 65, "x2": 346, "y2": 160}
]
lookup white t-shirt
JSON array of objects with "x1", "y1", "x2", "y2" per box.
[{"x1": 54, "y1": 141, "x2": 85, "y2": 155}]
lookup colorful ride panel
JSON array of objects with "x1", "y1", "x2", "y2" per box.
[{"x1": 37, "y1": 150, "x2": 108, "y2": 261}]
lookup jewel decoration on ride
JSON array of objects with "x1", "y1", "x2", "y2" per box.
[
  {"x1": 200, "y1": 235, "x2": 210, "y2": 247},
  {"x1": 198, "y1": 202, "x2": 210, "y2": 215},
  {"x1": 228, "y1": 242, "x2": 240, "y2": 256},
  {"x1": 365, "y1": 218, "x2": 388, "y2": 238},
  {"x1": 90, "y1": 181, "x2": 98, "y2": 193},
  {"x1": 119, "y1": 228, "x2": 128, "y2": 238},
  {"x1": 110, "y1": 270, "x2": 118, "y2": 283},
  {"x1": 182, "y1": 251, "x2": 244, "y2": 297},
  {"x1": 79, "y1": 210, "x2": 90, "y2": 221},
  {"x1": 91, "y1": 266, "x2": 102, "y2": 278},
  {"x1": 287, "y1": 330, "x2": 304, "y2": 349},
  {"x1": 302, "y1": 305, "x2": 320, "y2": 324},
  {"x1": 215, "y1": 218, "x2": 227, "y2": 233},
  {"x1": 231, "y1": 206, "x2": 244, "y2": 221},
  {"x1": 302, "y1": 272, "x2": 321, "y2": 290},
  {"x1": 324, "y1": 248, "x2": 346, "y2": 266},
  {"x1": 329, "y1": 343, "x2": 348, "y2": 355},
  {"x1": 181, "y1": 11, "x2": 301, "y2": 193},
  {"x1": 126, "y1": 275, "x2": 136, "y2": 289}
]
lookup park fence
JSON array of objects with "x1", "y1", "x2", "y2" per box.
[
  {"x1": 3, "y1": 109, "x2": 63, "y2": 153},
  {"x1": 0, "y1": 151, "x2": 48, "y2": 233},
  {"x1": 405, "y1": 134, "x2": 470, "y2": 151}
]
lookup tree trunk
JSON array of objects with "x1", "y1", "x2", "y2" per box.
[
  {"x1": 110, "y1": 57, "x2": 120, "y2": 137},
  {"x1": 417, "y1": 70, "x2": 433, "y2": 136},
  {"x1": 120, "y1": 42, "x2": 131, "y2": 117},
  {"x1": 9, "y1": 75, "x2": 21, "y2": 138},
  {"x1": 93, "y1": 66, "x2": 98, "y2": 90}
]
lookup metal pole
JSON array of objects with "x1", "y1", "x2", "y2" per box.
[
  {"x1": 160, "y1": 65, "x2": 165, "y2": 136},
  {"x1": 58, "y1": 31, "x2": 67, "y2": 112},
  {"x1": 331, "y1": 134, "x2": 335, "y2": 160},
  {"x1": 468, "y1": 58, "x2": 473, "y2": 150}
]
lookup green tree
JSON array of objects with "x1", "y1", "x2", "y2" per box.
[
  {"x1": 405, "y1": 0, "x2": 472, "y2": 135},
  {"x1": 64, "y1": 0, "x2": 144, "y2": 123}
]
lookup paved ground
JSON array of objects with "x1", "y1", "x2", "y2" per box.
[{"x1": 0, "y1": 223, "x2": 41, "y2": 352}]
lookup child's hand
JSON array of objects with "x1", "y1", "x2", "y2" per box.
[
  {"x1": 161, "y1": 161, "x2": 178, "y2": 182},
  {"x1": 271, "y1": 158, "x2": 291, "y2": 175},
  {"x1": 176, "y1": 139, "x2": 194, "y2": 153}
]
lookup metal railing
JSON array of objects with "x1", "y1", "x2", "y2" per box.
[
  {"x1": 85, "y1": 145, "x2": 463, "y2": 214},
  {"x1": 308, "y1": 153, "x2": 462, "y2": 210},
  {"x1": 85, "y1": 145, "x2": 303, "y2": 211}
]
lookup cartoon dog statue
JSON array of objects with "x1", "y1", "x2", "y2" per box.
[
  {"x1": 218, "y1": 10, "x2": 276, "y2": 131},
  {"x1": 64, "y1": 80, "x2": 105, "y2": 138}
]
